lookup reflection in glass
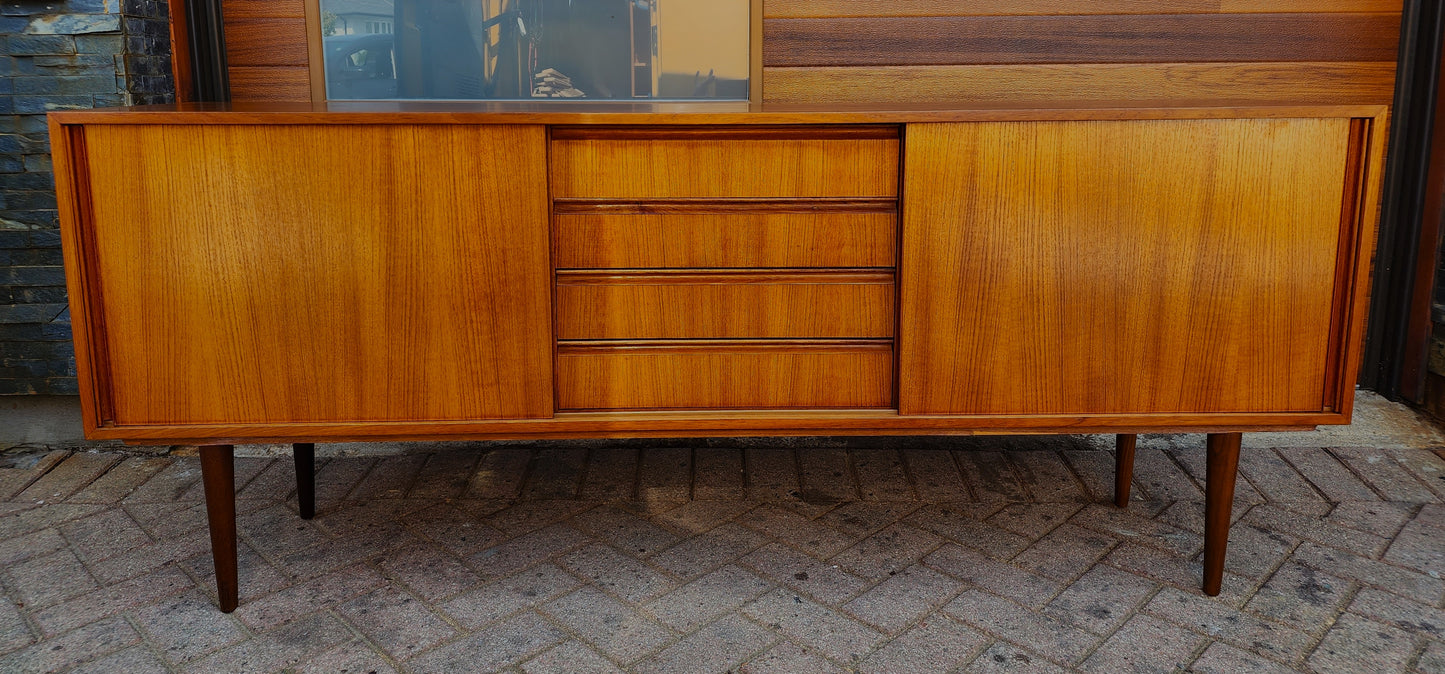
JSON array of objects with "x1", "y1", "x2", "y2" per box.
[{"x1": 321, "y1": 0, "x2": 749, "y2": 101}]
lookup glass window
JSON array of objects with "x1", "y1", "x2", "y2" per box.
[{"x1": 320, "y1": 0, "x2": 750, "y2": 101}]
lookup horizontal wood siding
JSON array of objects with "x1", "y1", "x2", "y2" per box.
[
  {"x1": 762, "y1": 1, "x2": 1402, "y2": 104},
  {"x1": 222, "y1": 0, "x2": 312, "y2": 102}
]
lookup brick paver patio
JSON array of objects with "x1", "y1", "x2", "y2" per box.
[{"x1": 0, "y1": 437, "x2": 1441, "y2": 673}]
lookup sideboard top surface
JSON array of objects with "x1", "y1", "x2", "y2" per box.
[{"x1": 46, "y1": 100, "x2": 1389, "y2": 127}]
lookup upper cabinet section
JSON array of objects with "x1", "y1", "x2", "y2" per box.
[{"x1": 319, "y1": 0, "x2": 750, "y2": 101}]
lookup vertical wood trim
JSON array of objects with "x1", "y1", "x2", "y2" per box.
[
  {"x1": 304, "y1": 0, "x2": 325, "y2": 102},
  {"x1": 751, "y1": 0, "x2": 764, "y2": 104},
  {"x1": 1323, "y1": 118, "x2": 1370, "y2": 412},
  {"x1": 1339, "y1": 111, "x2": 1394, "y2": 419},
  {"x1": 168, "y1": 0, "x2": 194, "y2": 102}
]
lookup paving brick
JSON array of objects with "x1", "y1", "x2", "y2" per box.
[
  {"x1": 32, "y1": 564, "x2": 191, "y2": 635},
  {"x1": 294, "y1": 637, "x2": 399, "y2": 674},
  {"x1": 842, "y1": 564, "x2": 963, "y2": 633},
  {"x1": 1238, "y1": 448, "x2": 1327, "y2": 504},
  {"x1": 58, "y1": 507, "x2": 149, "y2": 564},
  {"x1": 233, "y1": 564, "x2": 386, "y2": 631},
  {"x1": 1070, "y1": 503, "x2": 1201, "y2": 556},
  {"x1": 1415, "y1": 639, "x2": 1445, "y2": 673},
  {"x1": 1332, "y1": 447, "x2": 1440, "y2": 503},
  {"x1": 572, "y1": 505, "x2": 680, "y2": 556},
  {"x1": 1390, "y1": 448, "x2": 1445, "y2": 500},
  {"x1": 743, "y1": 588, "x2": 886, "y2": 663},
  {"x1": 907, "y1": 503, "x2": 1029, "y2": 559},
  {"x1": 274, "y1": 526, "x2": 424, "y2": 582},
  {"x1": 1245, "y1": 504, "x2": 1391, "y2": 558},
  {"x1": 793, "y1": 448, "x2": 855, "y2": 503},
  {"x1": 409, "y1": 449, "x2": 480, "y2": 499},
  {"x1": 4, "y1": 547, "x2": 96, "y2": 609},
  {"x1": 856, "y1": 616, "x2": 987, "y2": 674},
  {"x1": 441, "y1": 562, "x2": 582, "y2": 629},
  {"x1": 1294, "y1": 541, "x2": 1444, "y2": 605},
  {"x1": 0, "y1": 501, "x2": 103, "y2": 540},
  {"x1": 543, "y1": 585, "x2": 674, "y2": 663},
  {"x1": 1143, "y1": 587, "x2": 1313, "y2": 663},
  {"x1": 485, "y1": 499, "x2": 594, "y2": 535},
  {"x1": 0, "y1": 596, "x2": 32, "y2": 656},
  {"x1": 1011, "y1": 523, "x2": 1118, "y2": 581},
  {"x1": 955, "y1": 450, "x2": 1029, "y2": 502},
  {"x1": 311, "y1": 455, "x2": 376, "y2": 504},
  {"x1": 1214, "y1": 520, "x2": 1299, "y2": 580},
  {"x1": 377, "y1": 542, "x2": 483, "y2": 602},
  {"x1": 692, "y1": 448, "x2": 745, "y2": 500},
  {"x1": 1188, "y1": 642, "x2": 1304, "y2": 674},
  {"x1": 231, "y1": 458, "x2": 291, "y2": 501},
  {"x1": 944, "y1": 590, "x2": 1100, "y2": 666},
  {"x1": 739, "y1": 504, "x2": 856, "y2": 558},
  {"x1": 1170, "y1": 445, "x2": 1266, "y2": 505},
  {"x1": 1325, "y1": 501, "x2": 1418, "y2": 538},
  {"x1": 237, "y1": 503, "x2": 325, "y2": 557},
  {"x1": 188, "y1": 611, "x2": 352, "y2": 673},
  {"x1": 830, "y1": 523, "x2": 943, "y2": 581},
  {"x1": 89, "y1": 528, "x2": 210, "y2": 585},
  {"x1": 904, "y1": 448, "x2": 971, "y2": 501},
  {"x1": 580, "y1": 447, "x2": 640, "y2": 500},
  {"x1": 124, "y1": 501, "x2": 208, "y2": 540},
  {"x1": 405, "y1": 502, "x2": 507, "y2": 557},
  {"x1": 0, "y1": 616, "x2": 138, "y2": 674},
  {"x1": 964, "y1": 641, "x2": 1069, "y2": 674},
  {"x1": 408, "y1": 610, "x2": 566, "y2": 674},
  {"x1": 522, "y1": 640, "x2": 625, "y2": 674},
  {"x1": 851, "y1": 449, "x2": 914, "y2": 501},
  {"x1": 560, "y1": 543, "x2": 677, "y2": 604},
  {"x1": 337, "y1": 586, "x2": 456, "y2": 659},
  {"x1": 744, "y1": 448, "x2": 799, "y2": 501},
  {"x1": 651, "y1": 522, "x2": 768, "y2": 579},
  {"x1": 0, "y1": 526, "x2": 65, "y2": 566},
  {"x1": 1077, "y1": 613, "x2": 1205, "y2": 673},
  {"x1": 67, "y1": 457, "x2": 170, "y2": 503},
  {"x1": 986, "y1": 503, "x2": 1083, "y2": 541},
  {"x1": 1384, "y1": 512, "x2": 1445, "y2": 577},
  {"x1": 1277, "y1": 447, "x2": 1381, "y2": 502},
  {"x1": 655, "y1": 499, "x2": 753, "y2": 535},
  {"x1": 66, "y1": 645, "x2": 170, "y2": 674},
  {"x1": 1042, "y1": 564, "x2": 1157, "y2": 635},
  {"x1": 634, "y1": 612, "x2": 776, "y2": 674},
  {"x1": 1347, "y1": 587, "x2": 1445, "y2": 640},
  {"x1": 740, "y1": 641, "x2": 844, "y2": 674},
  {"x1": 637, "y1": 448, "x2": 692, "y2": 501},
  {"x1": 645, "y1": 564, "x2": 772, "y2": 630},
  {"x1": 350, "y1": 453, "x2": 426, "y2": 499},
  {"x1": 1308, "y1": 613, "x2": 1416, "y2": 674},
  {"x1": 1009, "y1": 451, "x2": 1090, "y2": 503},
  {"x1": 1059, "y1": 450, "x2": 1119, "y2": 504},
  {"x1": 131, "y1": 590, "x2": 246, "y2": 663},
  {"x1": 15, "y1": 452, "x2": 117, "y2": 501},
  {"x1": 926, "y1": 544, "x2": 1061, "y2": 609},
  {"x1": 521, "y1": 447, "x2": 587, "y2": 499},
  {"x1": 740, "y1": 542, "x2": 871, "y2": 606},
  {"x1": 470, "y1": 523, "x2": 591, "y2": 579},
  {"x1": 819, "y1": 501, "x2": 920, "y2": 538},
  {"x1": 0, "y1": 450, "x2": 68, "y2": 499}
]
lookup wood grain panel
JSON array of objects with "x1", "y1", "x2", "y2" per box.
[
  {"x1": 556, "y1": 270, "x2": 895, "y2": 339},
  {"x1": 557, "y1": 340, "x2": 894, "y2": 409},
  {"x1": 227, "y1": 66, "x2": 311, "y2": 103},
  {"x1": 78, "y1": 124, "x2": 554, "y2": 425},
  {"x1": 222, "y1": 0, "x2": 305, "y2": 18},
  {"x1": 551, "y1": 133, "x2": 899, "y2": 198},
  {"x1": 765, "y1": 14, "x2": 1400, "y2": 66},
  {"x1": 554, "y1": 206, "x2": 897, "y2": 268},
  {"x1": 899, "y1": 118, "x2": 1353, "y2": 415},
  {"x1": 224, "y1": 18, "x2": 309, "y2": 67},
  {"x1": 765, "y1": 0, "x2": 1402, "y2": 17},
  {"x1": 763, "y1": 62, "x2": 1397, "y2": 104}
]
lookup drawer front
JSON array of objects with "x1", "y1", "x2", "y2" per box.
[
  {"x1": 550, "y1": 126, "x2": 900, "y2": 199},
  {"x1": 556, "y1": 271, "x2": 895, "y2": 339},
  {"x1": 554, "y1": 205, "x2": 898, "y2": 269},
  {"x1": 557, "y1": 341, "x2": 894, "y2": 409}
]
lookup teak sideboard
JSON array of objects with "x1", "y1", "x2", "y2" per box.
[{"x1": 47, "y1": 101, "x2": 1388, "y2": 612}]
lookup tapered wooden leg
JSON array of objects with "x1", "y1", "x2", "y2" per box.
[
  {"x1": 294, "y1": 443, "x2": 316, "y2": 520},
  {"x1": 1204, "y1": 432, "x2": 1242, "y2": 597},
  {"x1": 199, "y1": 445, "x2": 238, "y2": 613},
  {"x1": 1114, "y1": 434, "x2": 1137, "y2": 507}
]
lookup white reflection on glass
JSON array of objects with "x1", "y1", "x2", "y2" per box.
[{"x1": 321, "y1": 0, "x2": 749, "y2": 101}]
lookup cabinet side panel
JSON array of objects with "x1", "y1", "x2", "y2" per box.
[
  {"x1": 899, "y1": 118, "x2": 1351, "y2": 415},
  {"x1": 83, "y1": 124, "x2": 554, "y2": 424}
]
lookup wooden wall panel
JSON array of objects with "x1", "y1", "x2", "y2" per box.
[
  {"x1": 762, "y1": 1, "x2": 1403, "y2": 104},
  {"x1": 79, "y1": 124, "x2": 555, "y2": 425},
  {"x1": 222, "y1": 0, "x2": 313, "y2": 102},
  {"x1": 899, "y1": 118, "x2": 1354, "y2": 416}
]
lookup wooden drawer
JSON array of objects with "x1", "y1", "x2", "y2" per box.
[
  {"x1": 556, "y1": 270, "x2": 895, "y2": 339},
  {"x1": 556, "y1": 340, "x2": 894, "y2": 409},
  {"x1": 554, "y1": 202, "x2": 897, "y2": 269},
  {"x1": 550, "y1": 126, "x2": 900, "y2": 199}
]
